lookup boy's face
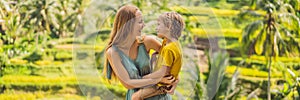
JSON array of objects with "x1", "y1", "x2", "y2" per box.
[{"x1": 156, "y1": 16, "x2": 170, "y2": 39}]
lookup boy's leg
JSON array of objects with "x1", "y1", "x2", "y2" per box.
[
  {"x1": 132, "y1": 86, "x2": 164, "y2": 100},
  {"x1": 142, "y1": 86, "x2": 165, "y2": 99},
  {"x1": 132, "y1": 91, "x2": 141, "y2": 100}
]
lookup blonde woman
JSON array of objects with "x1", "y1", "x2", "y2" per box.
[{"x1": 104, "y1": 5, "x2": 176, "y2": 100}]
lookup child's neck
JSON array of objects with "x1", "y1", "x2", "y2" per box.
[{"x1": 164, "y1": 37, "x2": 177, "y2": 44}]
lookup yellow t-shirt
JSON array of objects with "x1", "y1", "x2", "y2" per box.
[{"x1": 155, "y1": 41, "x2": 182, "y2": 78}]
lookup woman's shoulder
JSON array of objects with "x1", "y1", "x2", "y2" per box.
[{"x1": 105, "y1": 47, "x2": 117, "y2": 57}]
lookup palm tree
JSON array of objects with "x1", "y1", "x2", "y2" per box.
[{"x1": 240, "y1": 1, "x2": 300, "y2": 100}]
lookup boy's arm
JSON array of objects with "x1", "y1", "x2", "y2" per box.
[
  {"x1": 144, "y1": 48, "x2": 173, "y2": 79},
  {"x1": 144, "y1": 36, "x2": 161, "y2": 52},
  {"x1": 143, "y1": 66, "x2": 169, "y2": 79}
]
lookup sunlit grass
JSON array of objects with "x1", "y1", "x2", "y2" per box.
[
  {"x1": 226, "y1": 66, "x2": 282, "y2": 78},
  {"x1": 190, "y1": 28, "x2": 242, "y2": 38},
  {"x1": 171, "y1": 6, "x2": 266, "y2": 17}
]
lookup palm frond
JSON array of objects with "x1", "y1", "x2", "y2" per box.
[
  {"x1": 279, "y1": 3, "x2": 296, "y2": 14},
  {"x1": 265, "y1": 3, "x2": 276, "y2": 13},
  {"x1": 278, "y1": 13, "x2": 300, "y2": 31},
  {"x1": 250, "y1": 0, "x2": 258, "y2": 10},
  {"x1": 254, "y1": 27, "x2": 266, "y2": 55},
  {"x1": 240, "y1": 20, "x2": 264, "y2": 55}
]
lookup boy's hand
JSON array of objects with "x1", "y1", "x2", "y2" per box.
[
  {"x1": 163, "y1": 80, "x2": 179, "y2": 95},
  {"x1": 159, "y1": 75, "x2": 176, "y2": 85}
]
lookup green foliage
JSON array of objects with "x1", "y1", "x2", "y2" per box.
[
  {"x1": 1, "y1": 0, "x2": 299, "y2": 99},
  {"x1": 206, "y1": 51, "x2": 229, "y2": 100},
  {"x1": 23, "y1": 52, "x2": 43, "y2": 62},
  {"x1": 239, "y1": 0, "x2": 300, "y2": 99},
  {"x1": 0, "y1": 0, "x2": 89, "y2": 62},
  {"x1": 3, "y1": 63, "x2": 37, "y2": 76},
  {"x1": 18, "y1": 0, "x2": 88, "y2": 38},
  {"x1": 0, "y1": 91, "x2": 45, "y2": 100},
  {"x1": 55, "y1": 51, "x2": 72, "y2": 61},
  {"x1": 226, "y1": 66, "x2": 282, "y2": 78},
  {"x1": 239, "y1": 3, "x2": 300, "y2": 56},
  {"x1": 191, "y1": 28, "x2": 242, "y2": 38},
  {"x1": 193, "y1": 64, "x2": 204, "y2": 100},
  {"x1": 1, "y1": 75, "x2": 126, "y2": 99},
  {"x1": 0, "y1": 53, "x2": 8, "y2": 77}
]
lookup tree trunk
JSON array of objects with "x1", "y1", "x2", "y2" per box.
[{"x1": 267, "y1": 56, "x2": 271, "y2": 100}]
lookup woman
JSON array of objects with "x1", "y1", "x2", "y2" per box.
[{"x1": 103, "y1": 5, "x2": 175, "y2": 99}]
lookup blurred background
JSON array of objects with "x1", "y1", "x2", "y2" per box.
[{"x1": 0, "y1": 0, "x2": 300, "y2": 100}]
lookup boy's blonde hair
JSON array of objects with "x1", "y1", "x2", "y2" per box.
[{"x1": 159, "y1": 12, "x2": 185, "y2": 40}]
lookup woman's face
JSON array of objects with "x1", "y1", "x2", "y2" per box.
[
  {"x1": 156, "y1": 16, "x2": 170, "y2": 38},
  {"x1": 133, "y1": 10, "x2": 145, "y2": 36}
]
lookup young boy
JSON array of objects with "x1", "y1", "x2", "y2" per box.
[{"x1": 132, "y1": 12, "x2": 185, "y2": 100}]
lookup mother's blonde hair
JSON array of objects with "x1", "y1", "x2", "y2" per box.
[{"x1": 103, "y1": 5, "x2": 139, "y2": 81}]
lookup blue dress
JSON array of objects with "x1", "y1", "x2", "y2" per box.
[{"x1": 107, "y1": 43, "x2": 171, "y2": 100}]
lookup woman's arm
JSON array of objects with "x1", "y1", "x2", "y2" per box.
[{"x1": 106, "y1": 48, "x2": 161, "y2": 89}]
